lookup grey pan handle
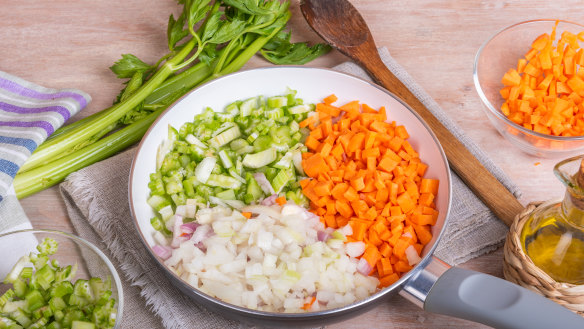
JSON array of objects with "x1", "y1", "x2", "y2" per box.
[{"x1": 424, "y1": 267, "x2": 584, "y2": 329}]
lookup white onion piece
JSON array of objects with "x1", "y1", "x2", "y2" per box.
[
  {"x1": 191, "y1": 225, "x2": 212, "y2": 244},
  {"x1": 338, "y1": 224, "x2": 353, "y2": 237},
  {"x1": 405, "y1": 245, "x2": 422, "y2": 266},
  {"x1": 171, "y1": 215, "x2": 184, "y2": 248},
  {"x1": 346, "y1": 242, "x2": 366, "y2": 258},
  {"x1": 223, "y1": 199, "x2": 245, "y2": 209},
  {"x1": 253, "y1": 172, "x2": 276, "y2": 195}
]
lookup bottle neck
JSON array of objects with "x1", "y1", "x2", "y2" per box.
[{"x1": 561, "y1": 189, "x2": 584, "y2": 229}]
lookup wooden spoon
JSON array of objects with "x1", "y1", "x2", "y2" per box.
[{"x1": 300, "y1": 0, "x2": 523, "y2": 226}]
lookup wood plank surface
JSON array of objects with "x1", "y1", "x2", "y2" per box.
[{"x1": 2, "y1": 0, "x2": 583, "y2": 327}]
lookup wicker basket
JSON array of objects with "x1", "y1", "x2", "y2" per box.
[{"x1": 503, "y1": 202, "x2": 584, "y2": 314}]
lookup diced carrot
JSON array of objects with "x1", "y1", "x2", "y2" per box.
[
  {"x1": 275, "y1": 196, "x2": 286, "y2": 206},
  {"x1": 362, "y1": 245, "x2": 381, "y2": 268},
  {"x1": 378, "y1": 273, "x2": 399, "y2": 288},
  {"x1": 323, "y1": 94, "x2": 338, "y2": 105},
  {"x1": 301, "y1": 296, "x2": 317, "y2": 310},
  {"x1": 241, "y1": 212, "x2": 252, "y2": 219},
  {"x1": 300, "y1": 96, "x2": 440, "y2": 281},
  {"x1": 499, "y1": 21, "x2": 584, "y2": 137},
  {"x1": 376, "y1": 258, "x2": 394, "y2": 277}
]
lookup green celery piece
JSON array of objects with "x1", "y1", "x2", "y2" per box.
[
  {"x1": 239, "y1": 97, "x2": 258, "y2": 117},
  {"x1": 206, "y1": 174, "x2": 242, "y2": 189},
  {"x1": 9, "y1": 309, "x2": 31, "y2": 328},
  {"x1": 13, "y1": 278, "x2": 27, "y2": 298},
  {"x1": 242, "y1": 148, "x2": 277, "y2": 168},
  {"x1": 245, "y1": 173, "x2": 263, "y2": 203},
  {"x1": 37, "y1": 238, "x2": 58, "y2": 255},
  {"x1": 25, "y1": 290, "x2": 45, "y2": 312},
  {"x1": 3, "y1": 256, "x2": 29, "y2": 284},
  {"x1": 33, "y1": 265, "x2": 55, "y2": 291},
  {"x1": 215, "y1": 189, "x2": 236, "y2": 200},
  {"x1": 46, "y1": 321, "x2": 62, "y2": 329},
  {"x1": 55, "y1": 264, "x2": 77, "y2": 284},
  {"x1": 271, "y1": 169, "x2": 292, "y2": 194},
  {"x1": 71, "y1": 321, "x2": 96, "y2": 329},
  {"x1": 210, "y1": 125, "x2": 241, "y2": 148},
  {"x1": 27, "y1": 318, "x2": 48, "y2": 329},
  {"x1": 252, "y1": 135, "x2": 272, "y2": 152},
  {"x1": 50, "y1": 281, "x2": 74, "y2": 298},
  {"x1": 0, "y1": 289, "x2": 14, "y2": 307},
  {"x1": 267, "y1": 96, "x2": 287, "y2": 109},
  {"x1": 48, "y1": 297, "x2": 66, "y2": 312}
]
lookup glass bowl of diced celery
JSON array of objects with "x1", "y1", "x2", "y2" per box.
[{"x1": 0, "y1": 229, "x2": 123, "y2": 329}]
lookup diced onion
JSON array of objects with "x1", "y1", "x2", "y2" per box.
[
  {"x1": 405, "y1": 245, "x2": 422, "y2": 266},
  {"x1": 153, "y1": 245, "x2": 172, "y2": 260},
  {"x1": 154, "y1": 204, "x2": 379, "y2": 313},
  {"x1": 346, "y1": 242, "x2": 366, "y2": 258}
]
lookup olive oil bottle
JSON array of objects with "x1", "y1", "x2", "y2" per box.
[{"x1": 521, "y1": 155, "x2": 584, "y2": 284}]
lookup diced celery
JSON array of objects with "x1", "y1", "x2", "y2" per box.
[
  {"x1": 265, "y1": 108, "x2": 284, "y2": 120},
  {"x1": 71, "y1": 321, "x2": 96, "y2": 329},
  {"x1": 25, "y1": 290, "x2": 45, "y2": 312},
  {"x1": 271, "y1": 169, "x2": 293, "y2": 194},
  {"x1": 224, "y1": 101, "x2": 239, "y2": 115},
  {"x1": 246, "y1": 132, "x2": 259, "y2": 144},
  {"x1": 289, "y1": 120, "x2": 299, "y2": 133},
  {"x1": 245, "y1": 173, "x2": 264, "y2": 203},
  {"x1": 148, "y1": 172, "x2": 165, "y2": 196},
  {"x1": 206, "y1": 174, "x2": 242, "y2": 189},
  {"x1": 194, "y1": 157, "x2": 216, "y2": 183},
  {"x1": 147, "y1": 195, "x2": 171, "y2": 211},
  {"x1": 216, "y1": 189, "x2": 236, "y2": 200},
  {"x1": 229, "y1": 139, "x2": 249, "y2": 151},
  {"x1": 267, "y1": 96, "x2": 288, "y2": 109},
  {"x1": 218, "y1": 149, "x2": 233, "y2": 169},
  {"x1": 3, "y1": 256, "x2": 29, "y2": 285},
  {"x1": 242, "y1": 148, "x2": 277, "y2": 168},
  {"x1": 273, "y1": 152, "x2": 292, "y2": 169},
  {"x1": 34, "y1": 265, "x2": 55, "y2": 291},
  {"x1": 252, "y1": 135, "x2": 272, "y2": 152},
  {"x1": 28, "y1": 318, "x2": 48, "y2": 329},
  {"x1": 48, "y1": 297, "x2": 66, "y2": 312},
  {"x1": 185, "y1": 134, "x2": 207, "y2": 148},
  {"x1": 288, "y1": 104, "x2": 312, "y2": 114},
  {"x1": 239, "y1": 97, "x2": 257, "y2": 117},
  {"x1": 210, "y1": 125, "x2": 241, "y2": 148},
  {"x1": 0, "y1": 289, "x2": 14, "y2": 307}
]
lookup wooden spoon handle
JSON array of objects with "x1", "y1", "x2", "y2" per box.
[{"x1": 361, "y1": 53, "x2": 523, "y2": 226}]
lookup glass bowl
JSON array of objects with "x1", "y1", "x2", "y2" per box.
[
  {"x1": 474, "y1": 19, "x2": 584, "y2": 158},
  {"x1": 0, "y1": 229, "x2": 123, "y2": 328}
]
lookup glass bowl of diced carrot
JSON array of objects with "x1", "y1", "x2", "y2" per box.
[{"x1": 474, "y1": 19, "x2": 584, "y2": 158}]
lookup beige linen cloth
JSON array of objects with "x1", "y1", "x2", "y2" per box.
[{"x1": 59, "y1": 47, "x2": 521, "y2": 328}]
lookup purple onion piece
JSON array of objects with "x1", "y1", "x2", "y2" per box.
[
  {"x1": 356, "y1": 258, "x2": 372, "y2": 276},
  {"x1": 152, "y1": 245, "x2": 172, "y2": 260}
]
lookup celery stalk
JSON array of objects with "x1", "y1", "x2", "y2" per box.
[{"x1": 13, "y1": 107, "x2": 165, "y2": 198}]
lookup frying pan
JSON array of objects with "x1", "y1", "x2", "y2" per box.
[{"x1": 129, "y1": 67, "x2": 584, "y2": 328}]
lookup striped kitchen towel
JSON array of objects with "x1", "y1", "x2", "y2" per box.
[{"x1": 0, "y1": 70, "x2": 90, "y2": 210}]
